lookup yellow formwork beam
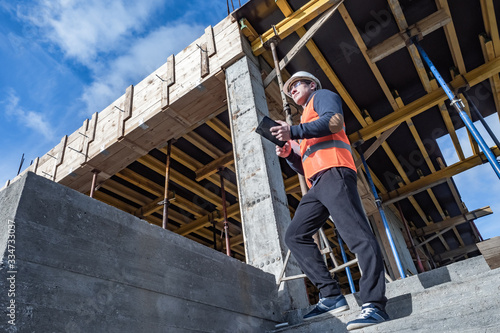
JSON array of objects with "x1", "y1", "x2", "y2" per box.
[
  {"x1": 273, "y1": 0, "x2": 368, "y2": 127},
  {"x1": 251, "y1": 0, "x2": 343, "y2": 56},
  {"x1": 480, "y1": 0, "x2": 500, "y2": 57},
  {"x1": 349, "y1": 56, "x2": 500, "y2": 143},
  {"x1": 381, "y1": 147, "x2": 500, "y2": 204}
]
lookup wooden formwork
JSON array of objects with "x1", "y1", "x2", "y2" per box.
[{"x1": 7, "y1": 16, "x2": 245, "y2": 194}]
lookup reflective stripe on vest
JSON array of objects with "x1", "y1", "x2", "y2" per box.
[{"x1": 302, "y1": 139, "x2": 352, "y2": 163}]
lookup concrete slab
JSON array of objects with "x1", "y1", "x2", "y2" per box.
[
  {"x1": 270, "y1": 256, "x2": 500, "y2": 332},
  {"x1": 0, "y1": 172, "x2": 281, "y2": 332}
]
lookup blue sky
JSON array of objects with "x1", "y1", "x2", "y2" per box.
[
  {"x1": 1, "y1": 0, "x2": 498, "y2": 241},
  {"x1": 437, "y1": 114, "x2": 500, "y2": 241}
]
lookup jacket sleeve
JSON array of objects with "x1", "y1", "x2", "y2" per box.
[
  {"x1": 285, "y1": 150, "x2": 304, "y2": 175},
  {"x1": 290, "y1": 90, "x2": 343, "y2": 140}
]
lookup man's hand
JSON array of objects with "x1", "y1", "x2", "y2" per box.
[
  {"x1": 270, "y1": 120, "x2": 291, "y2": 142},
  {"x1": 276, "y1": 141, "x2": 291, "y2": 158},
  {"x1": 328, "y1": 113, "x2": 344, "y2": 133}
]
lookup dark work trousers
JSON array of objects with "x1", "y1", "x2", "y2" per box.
[{"x1": 285, "y1": 167, "x2": 387, "y2": 311}]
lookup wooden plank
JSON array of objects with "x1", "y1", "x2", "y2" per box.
[
  {"x1": 339, "y1": 5, "x2": 399, "y2": 111},
  {"x1": 76, "y1": 119, "x2": 88, "y2": 153},
  {"x1": 30, "y1": 157, "x2": 39, "y2": 174},
  {"x1": 263, "y1": 1, "x2": 342, "y2": 87},
  {"x1": 184, "y1": 131, "x2": 224, "y2": 159},
  {"x1": 118, "y1": 137, "x2": 150, "y2": 156},
  {"x1": 81, "y1": 112, "x2": 98, "y2": 166},
  {"x1": 354, "y1": 125, "x2": 399, "y2": 169},
  {"x1": 367, "y1": 9, "x2": 451, "y2": 62},
  {"x1": 206, "y1": 117, "x2": 231, "y2": 142},
  {"x1": 200, "y1": 42, "x2": 210, "y2": 78},
  {"x1": 205, "y1": 25, "x2": 216, "y2": 57},
  {"x1": 161, "y1": 70, "x2": 170, "y2": 110},
  {"x1": 480, "y1": 0, "x2": 500, "y2": 57},
  {"x1": 52, "y1": 135, "x2": 68, "y2": 180},
  {"x1": 175, "y1": 203, "x2": 240, "y2": 236},
  {"x1": 477, "y1": 236, "x2": 500, "y2": 269},
  {"x1": 433, "y1": 243, "x2": 478, "y2": 262},
  {"x1": 100, "y1": 179, "x2": 151, "y2": 206},
  {"x1": 436, "y1": 0, "x2": 466, "y2": 74},
  {"x1": 413, "y1": 207, "x2": 493, "y2": 237},
  {"x1": 137, "y1": 154, "x2": 228, "y2": 208},
  {"x1": 480, "y1": 34, "x2": 500, "y2": 120},
  {"x1": 250, "y1": 0, "x2": 343, "y2": 56},
  {"x1": 350, "y1": 57, "x2": 500, "y2": 142},
  {"x1": 166, "y1": 54, "x2": 175, "y2": 86},
  {"x1": 195, "y1": 151, "x2": 234, "y2": 181},
  {"x1": 118, "y1": 85, "x2": 134, "y2": 140}
]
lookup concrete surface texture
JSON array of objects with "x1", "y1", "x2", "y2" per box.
[
  {"x1": 225, "y1": 55, "x2": 309, "y2": 311},
  {"x1": 271, "y1": 255, "x2": 500, "y2": 332},
  {"x1": 0, "y1": 172, "x2": 282, "y2": 332}
]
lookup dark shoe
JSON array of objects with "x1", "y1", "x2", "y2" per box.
[
  {"x1": 346, "y1": 303, "x2": 389, "y2": 330},
  {"x1": 303, "y1": 295, "x2": 349, "y2": 321}
]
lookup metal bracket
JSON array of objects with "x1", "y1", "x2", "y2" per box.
[
  {"x1": 454, "y1": 74, "x2": 471, "y2": 95},
  {"x1": 262, "y1": 25, "x2": 281, "y2": 49},
  {"x1": 157, "y1": 190, "x2": 176, "y2": 206}
]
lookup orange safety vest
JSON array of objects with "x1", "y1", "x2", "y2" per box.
[{"x1": 299, "y1": 94, "x2": 356, "y2": 187}]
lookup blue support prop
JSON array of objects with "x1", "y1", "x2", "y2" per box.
[
  {"x1": 338, "y1": 235, "x2": 356, "y2": 293},
  {"x1": 413, "y1": 40, "x2": 500, "y2": 180},
  {"x1": 358, "y1": 149, "x2": 406, "y2": 279}
]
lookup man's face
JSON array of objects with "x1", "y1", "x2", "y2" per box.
[{"x1": 289, "y1": 80, "x2": 315, "y2": 106}]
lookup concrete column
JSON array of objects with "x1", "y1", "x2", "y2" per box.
[{"x1": 225, "y1": 55, "x2": 309, "y2": 311}]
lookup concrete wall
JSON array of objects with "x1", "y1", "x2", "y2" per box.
[{"x1": 0, "y1": 173, "x2": 281, "y2": 332}]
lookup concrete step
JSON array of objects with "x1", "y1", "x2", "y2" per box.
[{"x1": 271, "y1": 256, "x2": 500, "y2": 332}]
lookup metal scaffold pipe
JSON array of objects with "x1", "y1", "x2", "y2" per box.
[
  {"x1": 413, "y1": 40, "x2": 500, "y2": 180},
  {"x1": 90, "y1": 169, "x2": 100, "y2": 198},
  {"x1": 338, "y1": 234, "x2": 356, "y2": 293},
  {"x1": 219, "y1": 167, "x2": 231, "y2": 257},
  {"x1": 357, "y1": 147, "x2": 406, "y2": 279},
  {"x1": 162, "y1": 140, "x2": 172, "y2": 229}
]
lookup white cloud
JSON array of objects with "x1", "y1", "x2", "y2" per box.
[
  {"x1": 17, "y1": 0, "x2": 165, "y2": 65},
  {"x1": 81, "y1": 22, "x2": 204, "y2": 115},
  {"x1": 3, "y1": 89, "x2": 55, "y2": 141},
  {"x1": 14, "y1": 0, "x2": 207, "y2": 115}
]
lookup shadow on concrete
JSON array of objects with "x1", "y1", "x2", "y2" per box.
[
  {"x1": 418, "y1": 267, "x2": 451, "y2": 289},
  {"x1": 385, "y1": 293, "x2": 413, "y2": 320}
]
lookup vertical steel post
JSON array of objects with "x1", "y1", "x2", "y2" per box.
[
  {"x1": 219, "y1": 167, "x2": 231, "y2": 256},
  {"x1": 162, "y1": 140, "x2": 172, "y2": 230},
  {"x1": 212, "y1": 219, "x2": 218, "y2": 250},
  {"x1": 89, "y1": 169, "x2": 100, "y2": 198},
  {"x1": 338, "y1": 235, "x2": 356, "y2": 293},
  {"x1": 413, "y1": 40, "x2": 500, "y2": 179},
  {"x1": 358, "y1": 148, "x2": 406, "y2": 279}
]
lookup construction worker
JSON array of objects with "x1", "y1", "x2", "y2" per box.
[{"x1": 270, "y1": 71, "x2": 389, "y2": 330}]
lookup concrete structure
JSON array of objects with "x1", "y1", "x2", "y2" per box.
[
  {"x1": 226, "y1": 55, "x2": 308, "y2": 309},
  {"x1": 272, "y1": 256, "x2": 500, "y2": 332},
  {"x1": 0, "y1": 172, "x2": 281, "y2": 332},
  {"x1": 2, "y1": 0, "x2": 500, "y2": 331}
]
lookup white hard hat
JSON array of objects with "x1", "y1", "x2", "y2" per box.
[{"x1": 283, "y1": 71, "x2": 322, "y2": 97}]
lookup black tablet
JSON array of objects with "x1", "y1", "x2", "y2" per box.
[{"x1": 255, "y1": 116, "x2": 287, "y2": 147}]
